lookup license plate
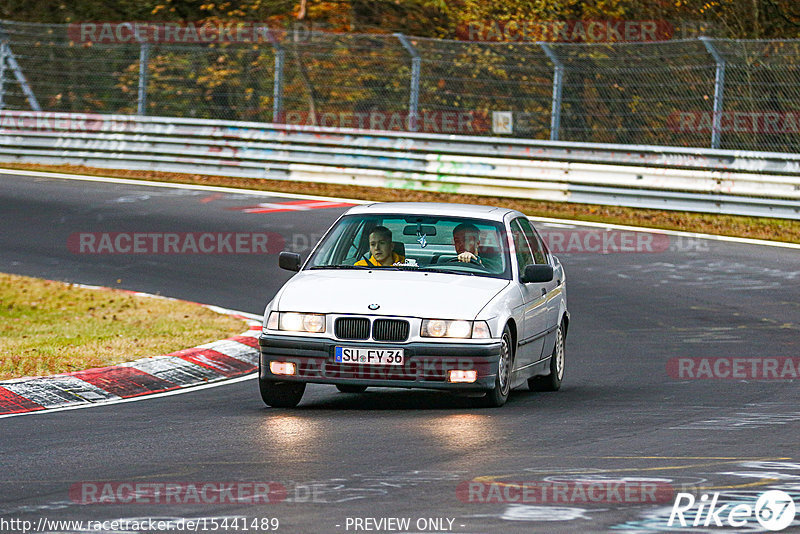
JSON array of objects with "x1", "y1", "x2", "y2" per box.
[{"x1": 334, "y1": 347, "x2": 404, "y2": 366}]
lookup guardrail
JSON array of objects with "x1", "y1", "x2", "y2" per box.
[{"x1": 1, "y1": 110, "x2": 799, "y2": 219}]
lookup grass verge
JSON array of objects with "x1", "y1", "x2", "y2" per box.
[
  {"x1": 3, "y1": 163, "x2": 799, "y2": 244},
  {"x1": 0, "y1": 273, "x2": 247, "y2": 381}
]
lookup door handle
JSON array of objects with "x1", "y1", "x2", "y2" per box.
[{"x1": 541, "y1": 288, "x2": 547, "y2": 296}]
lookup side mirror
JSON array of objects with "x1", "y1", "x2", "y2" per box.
[
  {"x1": 521, "y1": 264, "x2": 553, "y2": 283},
  {"x1": 279, "y1": 251, "x2": 301, "y2": 272}
]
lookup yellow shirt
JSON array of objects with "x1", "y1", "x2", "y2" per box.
[{"x1": 354, "y1": 252, "x2": 404, "y2": 267}]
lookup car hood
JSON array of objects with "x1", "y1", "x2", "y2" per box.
[{"x1": 275, "y1": 269, "x2": 509, "y2": 319}]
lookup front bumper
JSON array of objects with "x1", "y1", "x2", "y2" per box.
[{"x1": 259, "y1": 333, "x2": 502, "y2": 391}]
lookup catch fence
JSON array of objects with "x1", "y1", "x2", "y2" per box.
[{"x1": 1, "y1": 20, "x2": 800, "y2": 153}]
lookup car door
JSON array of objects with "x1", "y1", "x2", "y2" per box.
[
  {"x1": 517, "y1": 218, "x2": 562, "y2": 358},
  {"x1": 510, "y1": 218, "x2": 548, "y2": 368}
]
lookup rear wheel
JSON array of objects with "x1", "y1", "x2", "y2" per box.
[
  {"x1": 336, "y1": 385, "x2": 368, "y2": 393},
  {"x1": 259, "y1": 378, "x2": 305, "y2": 408},
  {"x1": 528, "y1": 322, "x2": 565, "y2": 392},
  {"x1": 474, "y1": 325, "x2": 514, "y2": 408}
]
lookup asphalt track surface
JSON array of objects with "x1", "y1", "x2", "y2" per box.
[{"x1": 0, "y1": 172, "x2": 798, "y2": 534}]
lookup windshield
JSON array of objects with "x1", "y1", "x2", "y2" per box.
[{"x1": 307, "y1": 214, "x2": 511, "y2": 279}]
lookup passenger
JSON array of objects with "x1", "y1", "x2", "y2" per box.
[
  {"x1": 354, "y1": 226, "x2": 404, "y2": 267},
  {"x1": 452, "y1": 222, "x2": 498, "y2": 270}
]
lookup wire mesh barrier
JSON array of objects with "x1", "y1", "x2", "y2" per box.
[{"x1": 1, "y1": 20, "x2": 800, "y2": 153}]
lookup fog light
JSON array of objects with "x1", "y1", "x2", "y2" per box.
[
  {"x1": 270, "y1": 361, "x2": 296, "y2": 376},
  {"x1": 448, "y1": 370, "x2": 477, "y2": 383}
]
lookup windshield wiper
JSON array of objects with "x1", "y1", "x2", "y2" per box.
[
  {"x1": 309, "y1": 265, "x2": 481, "y2": 277},
  {"x1": 309, "y1": 265, "x2": 371, "y2": 270},
  {"x1": 415, "y1": 267, "x2": 476, "y2": 276},
  {"x1": 311, "y1": 264, "x2": 424, "y2": 271}
]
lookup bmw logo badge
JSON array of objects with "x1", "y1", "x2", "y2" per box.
[{"x1": 368, "y1": 303, "x2": 380, "y2": 310}]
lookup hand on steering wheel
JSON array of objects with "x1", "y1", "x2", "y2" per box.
[{"x1": 445, "y1": 252, "x2": 486, "y2": 268}]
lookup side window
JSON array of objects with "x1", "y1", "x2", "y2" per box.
[
  {"x1": 510, "y1": 219, "x2": 535, "y2": 273},
  {"x1": 517, "y1": 218, "x2": 548, "y2": 265}
]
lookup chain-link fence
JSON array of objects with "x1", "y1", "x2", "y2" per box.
[{"x1": 1, "y1": 19, "x2": 800, "y2": 153}]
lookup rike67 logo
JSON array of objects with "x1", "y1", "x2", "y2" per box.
[{"x1": 669, "y1": 490, "x2": 796, "y2": 531}]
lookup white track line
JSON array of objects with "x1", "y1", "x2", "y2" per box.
[
  {"x1": 2, "y1": 166, "x2": 798, "y2": 249},
  {"x1": 529, "y1": 215, "x2": 800, "y2": 250},
  {"x1": 204, "y1": 306, "x2": 262, "y2": 322},
  {"x1": 0, "y1": 167, "x2": 373, "y2": 205},
  {"x1": 0, "y1": 168, "x2": 800, "y2": 250}
]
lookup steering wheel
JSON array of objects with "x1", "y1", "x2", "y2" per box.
[{"x1": 443, "y1": 256, "x2": 487, "y2": 269}]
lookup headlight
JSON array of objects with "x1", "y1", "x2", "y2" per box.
[
  {"x1": 423, "y1": 319, "x2": 449, "y2": 337},
  {"x1": 420, "y1": 319, "x2": 491, "y2": 339},
  {"x1": 266, "y1": 312, "x2": 326, "y2": 333}
]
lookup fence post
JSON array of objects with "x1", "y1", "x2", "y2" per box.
[
  {"x1": 272, "y1": 42, "x2": 285, "y2": 123},
  {"x1": 7, "y1": 52, "x2": 41, "y2": 111},
  {"x1": 0, "y1": 41, "x2": 7, "y2": 110},
  {"x1": 700, "y1": 36, "x2": 725, "y2": 149},
  {"x1": 540, "y1": 43, "x2": 564, "y2": 141},
  {"x1": 137, "y1": 41, "x2": 150, "y2": 116},
  {"x1": 395, "y1": 33, "x2": 421, "y2": 131},
  {"x1": 0, "y1": 24, "x2": 41, "y2": 111},
  {"x1": 264, "y1": 25, "x2": 285, "y2": 123}
]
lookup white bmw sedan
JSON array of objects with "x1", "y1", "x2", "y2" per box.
[{"x1": 258, "y1": 202, "x2": 569, "y2": 408}]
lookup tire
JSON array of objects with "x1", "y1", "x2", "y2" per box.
[
  {"x1": 474, "y1": 325, "x2": 514, "y2": 408},
  {"x1": 336, "y1": 385, "x2": 368, "y2": 393},
  {"x1": 259, "y1": 377, "x2": 306, "y2": 408},
  {"x1": 528, "y1": 322, "x2": 565, "y2": 392}
]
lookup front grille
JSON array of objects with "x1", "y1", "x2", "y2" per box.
[
  {"x1": 335, "y1": 317, "x2": 370, "y2": 340},
  {"x1": 372, "y1": 319, "x2": 410, "y2": 342}
]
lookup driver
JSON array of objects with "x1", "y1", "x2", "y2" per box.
[
  {"x1": 355, "y1": 226, "x2": 404, "y2": 267},
  {"x1": 452, "y1": 222, "x2": 498, "y2": 271}
]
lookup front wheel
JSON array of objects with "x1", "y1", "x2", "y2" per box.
[
  {"x1": 528, "y1": 322, "x2": 565, "y2": 392},
  {"x1": 474, "y1": 325, "x2": 514, "y2": 408},
  {"x1": 259, "y1": 378, "x2": 306, "y2": 408}
]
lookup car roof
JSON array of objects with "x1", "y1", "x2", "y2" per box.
[{"x1": 344, "y1": 202, "x2": 518, "y2": 222}]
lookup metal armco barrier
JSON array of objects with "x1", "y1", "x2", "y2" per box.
[{"x1": 0, "y1": 111, "x2": 799, "y2": 219}]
